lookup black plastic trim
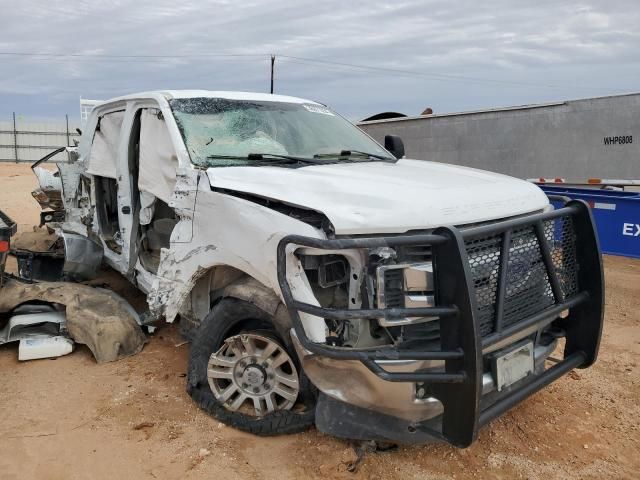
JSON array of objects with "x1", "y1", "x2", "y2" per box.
[
  {"x1": 31, "y1": 146, "x2": 66, "y2": 170},
  {"x1": 0, "y1": 209, "x2": 17, "y2": 237}
]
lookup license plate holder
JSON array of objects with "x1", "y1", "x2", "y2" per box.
[{"x1": 492, "y1": 341, "x2": 534, "y2": 391}]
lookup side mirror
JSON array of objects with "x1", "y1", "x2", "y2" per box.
[{"x1": 384, "y1": 135, "x2": 405, "y2": 159}]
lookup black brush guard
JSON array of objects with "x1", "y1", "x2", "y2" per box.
[{"x1": 276, "y1": 199, "x2": 603, "y2": 447}]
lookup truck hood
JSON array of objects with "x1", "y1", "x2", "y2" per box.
[{"x1": 205, "y1": 159, "x2": 549, "y2": 235}]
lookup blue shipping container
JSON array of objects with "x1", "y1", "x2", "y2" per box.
[{"x1": 540, "y1": 186, "x2": 640, "y2": 259}]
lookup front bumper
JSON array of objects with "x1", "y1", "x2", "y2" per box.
[
  {"x1": 277, "y1": 199, "x2": 604, "y2": 447},
  {"x1": 292, "y1": 333, "x2": 557, "y2": 424}
]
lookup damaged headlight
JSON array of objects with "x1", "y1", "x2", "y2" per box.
[
  {"x1": 298, "y1": 254, "x2": 350, "y2": 309},
  {"x1": 317, "y1": 255, "x2": 349, "y2": 288}
]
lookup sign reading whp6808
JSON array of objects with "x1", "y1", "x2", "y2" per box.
[{"x1": 603, "y1": 135, "x2": 633, "y2": 145}]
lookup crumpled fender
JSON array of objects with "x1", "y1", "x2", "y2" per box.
[
  {"x1": 0, "y1": 279, "x2": 146, "y2": 362},
  {"x1": 219, "y1": 275, "x2": 294, "y2": 349}
]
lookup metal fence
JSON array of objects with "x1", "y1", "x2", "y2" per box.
[{"x1": 0, "y1": 113, "x2": 81, "y2": 163}]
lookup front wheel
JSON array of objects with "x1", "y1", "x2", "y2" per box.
[{"x1": 186, "y1": 298, "x2": 316, "y2": 435}]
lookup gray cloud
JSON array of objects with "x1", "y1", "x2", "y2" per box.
[{"x1": 1, "y1": 0, "x2": 638, "y2": 120}]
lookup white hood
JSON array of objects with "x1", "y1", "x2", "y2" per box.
[{"x1": 206, "y1": 159, "x2": 549, "y2": 235}]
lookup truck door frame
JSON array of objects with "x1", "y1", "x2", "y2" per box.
[
  {"x1": 86, "y1": 94, "x2": 196, "y2": 293},
  {"x1": 83, "y1": 101, "x2": 128, "y2": 274},
  {"x1": 113, "y1": 99, "x2": 176, "y2": 279}
]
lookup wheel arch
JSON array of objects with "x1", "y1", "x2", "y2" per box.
[{"x1": 179, "y1": 264, "x2": 293, "y2": 345}]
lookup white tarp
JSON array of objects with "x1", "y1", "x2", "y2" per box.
[
  {"x1": 138, "y1": 109, "x2": 178, "y2": 204},
  {"x1": 86, "y1": 111, "x2": 124, "y2": 179}
]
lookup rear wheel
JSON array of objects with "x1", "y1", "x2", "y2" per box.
[{"x1": 187, "y1": 298, "x2": 315, "y2": 435}]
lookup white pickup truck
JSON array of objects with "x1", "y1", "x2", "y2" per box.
[{"x1": 35, "y1": 90, "x2": 603, "y2": 447}]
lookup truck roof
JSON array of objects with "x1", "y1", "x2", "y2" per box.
[{"x1": 99, "y1": 90, "x2": 322, "y2": 106}]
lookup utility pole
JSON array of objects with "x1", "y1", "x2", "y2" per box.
[
  {"x1": 65, "y1": 114, "x2": 70, "y2": 147},
  {"x1": 270, "y1": 55, "x2": 275, "y2": 94}
]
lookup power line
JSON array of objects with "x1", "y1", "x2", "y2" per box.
[
  {"x1": 277, "y1": 55, "x2": 611, "y2": 92},
  {"x1": 0, "y1": 51, "x2": 268, "y2": 58},
  {"x1": 0, "y1": 50, "x2": 613, "y2": 92},
  {"x1": 0, "y1": 56, "x2": 263, "y2": 65}
]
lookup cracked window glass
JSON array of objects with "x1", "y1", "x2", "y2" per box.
[{"x1": 169, "y1": 97, "x2": 392, "y2": 168}]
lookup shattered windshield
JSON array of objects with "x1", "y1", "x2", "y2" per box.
[{"x1": 169, "y1": 97, "x2": 394, "y2": 168}]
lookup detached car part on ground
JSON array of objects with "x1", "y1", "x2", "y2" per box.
[
  {"x1": 29, "y1": 90, "x2": 604, "y2": 447},
  {"x1": 0, "y1": 278, "x2": 146, "y2": 363},
  {"x1": 0, "y1": 208, "x2": 146, "y2": 363}
]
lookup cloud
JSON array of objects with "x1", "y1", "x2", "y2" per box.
[{"x1": 0, "y1": 0, "x2": 638, "y2": 120}]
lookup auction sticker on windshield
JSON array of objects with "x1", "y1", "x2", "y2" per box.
[{"x1": 303, "y1": 104, "x2": 334, "y2": 115}]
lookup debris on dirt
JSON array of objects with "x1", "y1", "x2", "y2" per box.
[
  {"x1": 0, "y1": 303, "x2": 67, "y2": 358},
  {"x1": 19, "y1": 335, "x2": 74, "y2": 361},
  {"x1": 0, "y1": 278, "x2": 147, "y2": 362},
  {"x1": 133, "y1": 421, "x2": 155, "y2": 440},
  {"x1": 133, "y1": 422, "x2": 155, "y2": 431},
  {"x1": 346, "y1": 440, "x2": 397, "y2": 473},
  {"x1": 7, "y1": 430, "x2": 58, "y2": 439},
  {"x1": 11, "y1": 229, "x2": 59, "y2": 251}
]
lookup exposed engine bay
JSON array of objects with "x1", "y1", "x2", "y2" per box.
[{"x1": 298, "y1": 241, "x2": 437, "y2": 350}]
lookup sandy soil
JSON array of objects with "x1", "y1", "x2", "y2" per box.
[{"x1": 0, "y1": 164, "x2": 638, "y2": 479}]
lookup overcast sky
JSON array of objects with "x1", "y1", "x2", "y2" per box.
[{"x1": 1, "y1": 0, "x2": 638, "y2": 122}]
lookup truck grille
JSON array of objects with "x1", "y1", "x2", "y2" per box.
[{"x1": 465, "y1": 216, "x2": 579, "y2": 337}]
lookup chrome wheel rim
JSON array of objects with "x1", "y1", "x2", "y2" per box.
[{"x1": 207, "y1": 333, "x2": 299, "y2": 416}]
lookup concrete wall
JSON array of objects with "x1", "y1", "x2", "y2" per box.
[{"x1": 359, "y1": 93, "x2": 640, "y2": 181}]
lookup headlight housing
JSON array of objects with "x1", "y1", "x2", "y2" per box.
[{"x1": 376, "y1": 262, "x2": 436, "y2": 326}]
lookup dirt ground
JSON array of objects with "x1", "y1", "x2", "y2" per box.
[{"x1": 0, "y1": 163, "x2": 638, "y2": 479}]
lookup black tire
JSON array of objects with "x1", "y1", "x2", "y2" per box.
[{"x1": 187, "y1": 297, "x2": 316, "y2": 435}]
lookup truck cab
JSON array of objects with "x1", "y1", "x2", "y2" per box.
[{"x1": 46, "y1": 90, "x2": 603, "y2": 447}]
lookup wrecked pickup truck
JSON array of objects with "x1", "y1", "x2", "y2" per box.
[{"x1": 33, "y1": 90, "x2": 603, "y2": 447}]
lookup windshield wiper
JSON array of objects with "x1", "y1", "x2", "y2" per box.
[
  {"x1": 313, "y1": 150, "x2": 396, "y2": 162},
  {"x1": 206, "y1": 153, "x2": 320, "y2": 165},
  {"x1": 247, "y1": 153, "x2": 329, "y2": 164}
]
